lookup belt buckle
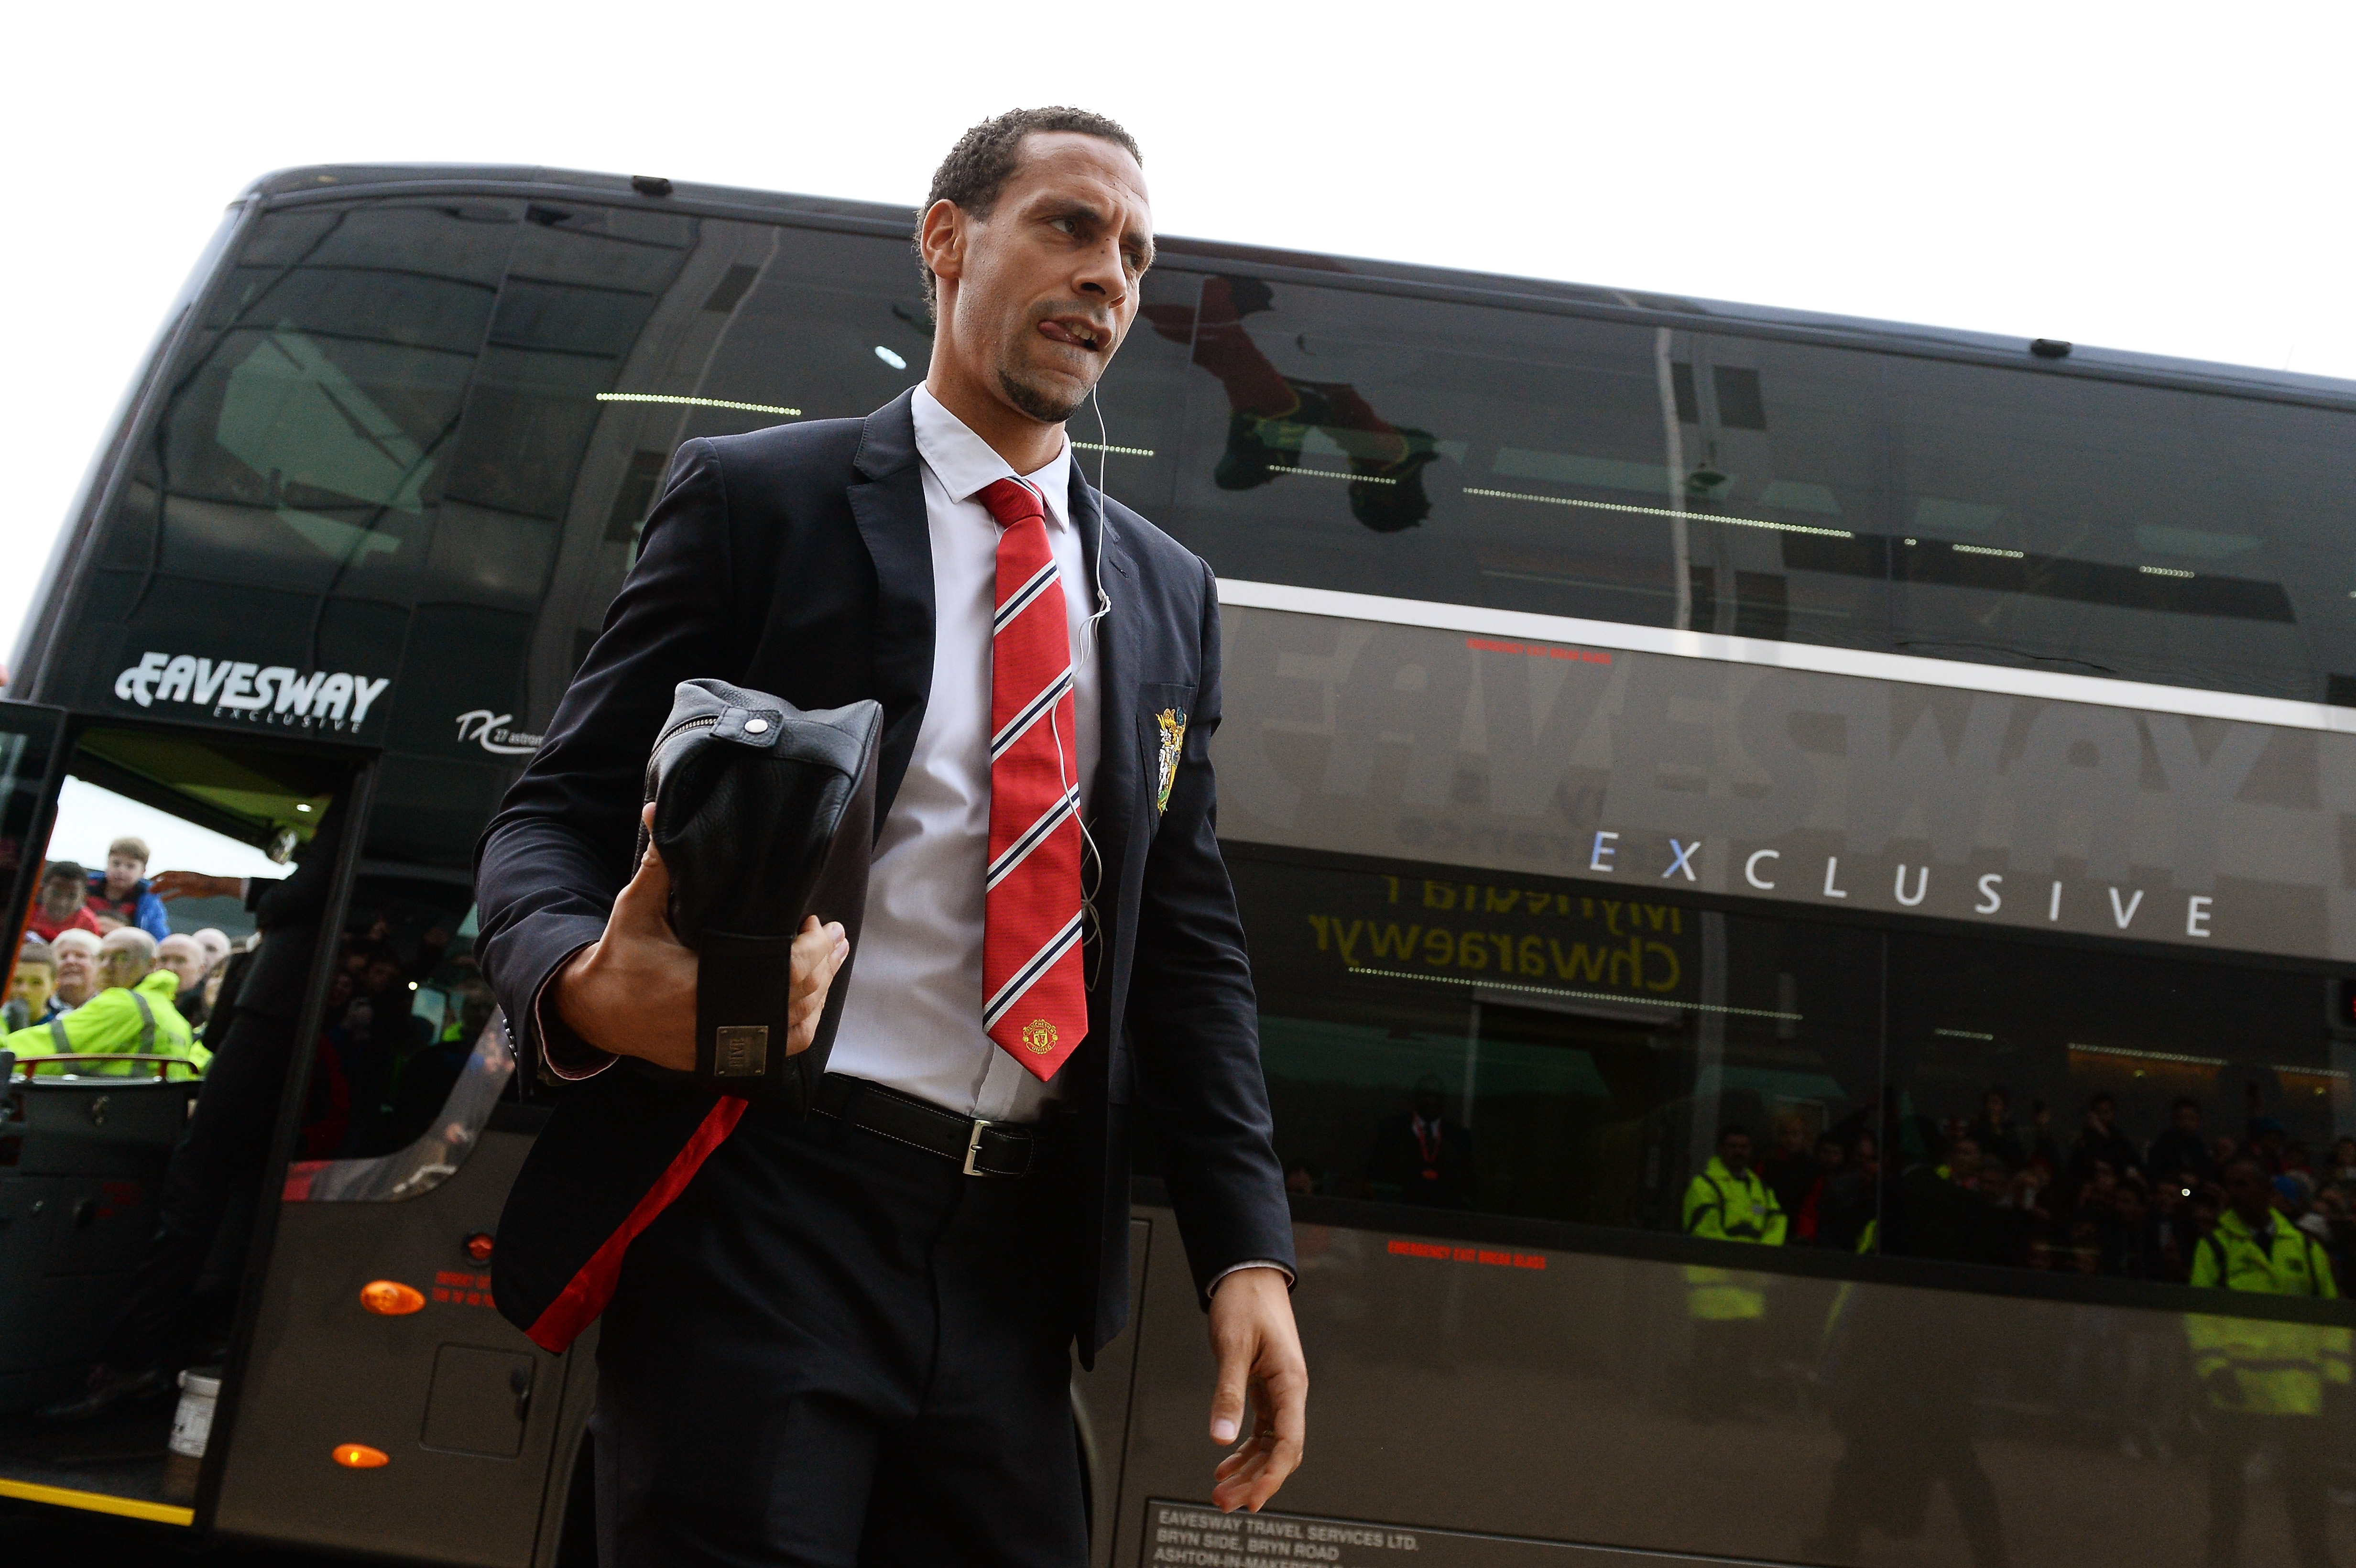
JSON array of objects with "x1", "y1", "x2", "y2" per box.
[{"x1": 962, "y1": 1117, "x2": 993, "y2": 1177}]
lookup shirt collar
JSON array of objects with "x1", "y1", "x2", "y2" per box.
[{"x1": 911, "y1": 384, "x2": 1071, "y2": 531}]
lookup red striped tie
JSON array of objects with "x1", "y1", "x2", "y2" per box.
[{"x1": 977, "y1": 477, "x2": 1086, "y2": 1080}]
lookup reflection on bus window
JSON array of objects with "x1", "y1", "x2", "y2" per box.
[
  {"x1": 1150, "y1": 275, "x2": 1443, "y2": 534},
  {"x1": 317, "y1": 884, "x2": 489, "y2": 1162},
  {"x1": 214, "y1": 326, "x2": 432, "y2": 564},
  {"x1": 1879, "y1": 932, "x2": 2347, "y2": 1291},
  {"x1": 1234, "y1": 850, "x2": 1879, "y2": 1233},
  {"x1": 1156, "y1": 277, "x2": 1889, "y2": 647},
  {"x1": 1877, "y1": 359, "x2": 2324, "y2": 698},
  {"x1": 157, "y1": 203, "x2": 503, "y2": 589},
  {"x1": 1242, "y1": 847, "x2": 2356, "y2": 1304},
  {"x1": 1153, "y1": 273, "x2": 2356, "y2": 703}
]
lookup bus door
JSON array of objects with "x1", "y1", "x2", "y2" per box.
[
  {"x1": 0, "y1": 713, "x2": 369, "y2": 1532},
  {"x1": 205, "y1": 855, "x2": 578, "y2": 1568}
]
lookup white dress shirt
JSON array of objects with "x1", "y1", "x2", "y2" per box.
[
  {"x1": 885, "y1": 396, "x2": 1280, "y2": 1295},
  {"x1": 543, "y1": 389, "x2": 1098, "y2": 1116},
  {"x1": 822, "y1": 387, "x2": 1100, "y2": 1123}
]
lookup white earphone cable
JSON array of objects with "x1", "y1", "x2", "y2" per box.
[
  {"x1": 1085, "y1": 386, "x2": 1112, "y2": 629},
  {"x1": 1073, "y1": 385, "x2": 1120, "y2": 982}
]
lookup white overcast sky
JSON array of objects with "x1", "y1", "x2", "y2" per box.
[{"x1": 4, "y1": 2, "x2": 2351, "y2": 662}]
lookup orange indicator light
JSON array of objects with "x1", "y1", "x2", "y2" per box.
[
  {"x1": 333, "y1": 1443, "x2": 390, "y2": 1469},
  {"x1": 360, "y1": 1280, "x2": 425, "y2": 1316},
  {"x1": 463, "y1": 1231, "x2": 495, "y2": 1264}
]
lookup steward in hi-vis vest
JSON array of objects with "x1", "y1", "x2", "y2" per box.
[
  {"x1": 1680, "y1": 1125, "x2": 1787, "y2": 1423},
  {"x1": 2186, "y1": 1154, "x2": 2348, "y2": 1568},
  {"x1": 4, "y1": 945, "x2": 202, "y2": 1080},
  {"x1": 2188, "y1": 1207, "x2": 2346, "y2": 1410},
  {"x1": 1682, "y1": 1127, "x2": 1788, "y2": 1320}
]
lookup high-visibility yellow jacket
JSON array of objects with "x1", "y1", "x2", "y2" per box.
[
  {"x1": 3, "y1": 970, "x2": 205, "y2": 1079},
  {"x1": 2186, "y1": 1209, "x2": 2350, "y2": 1416},
  {"x1": 1682, "y1": 1157, "x2": 1786, "y2": 1320}
]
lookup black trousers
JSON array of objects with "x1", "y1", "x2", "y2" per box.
[
  {"x1": 1817, "y1": 1425, "x2": 2012, "y2": 1568},
  {"x1": 593, "y1": 1097, "x2": 1087, "y2": 1568},
  {"x1": 107, "y1": 1012, "x2": 298, "y2": 1370},
  {"x1": 2205, "y1": 1410, "x2": 2333, "y2": 1568}
]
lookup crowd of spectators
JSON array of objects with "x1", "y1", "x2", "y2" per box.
[
  {"x1": 1752, "y1": 1085, "x2": 2356, "y2": 1290},
  {"x1": 5, "y1": 838, "x2": 497, "y2": 1162},
  {"x1": 3, "y1": 842, "x2": 241, "y2": 1067},
  {"x1": 0, "y1": 820, "x2": 503, "y2": 1167}
]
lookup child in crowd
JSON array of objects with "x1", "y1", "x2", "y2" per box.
[
  {"x1": 7, "y1": 935, "x2": 59, "y2": 1030},
  {"x1": 26, "y1": 863, "x2": 102, "y2": 943},
  {"x1": 85, "y1": 836, "x2": 171, "y2": 939}
]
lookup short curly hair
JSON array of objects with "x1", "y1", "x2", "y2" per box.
[{"x1": 914, "y1": 106, "x2": 1143, "y2": 316}]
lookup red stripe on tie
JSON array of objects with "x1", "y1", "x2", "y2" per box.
[{"x1": 977, "y1": 477, "x2": 1087, "y2": 1080}]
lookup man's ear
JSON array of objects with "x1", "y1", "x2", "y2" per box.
[{"x1": 919, "y1": 198, "x2": 965, "y2": 298}]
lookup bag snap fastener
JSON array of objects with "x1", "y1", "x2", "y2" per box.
[{"x1": 744, "y1": 718, "x2": 768, "y2": 734}]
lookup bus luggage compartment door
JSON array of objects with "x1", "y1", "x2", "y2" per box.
[{"x1": 211, "y1": 1121, "x2": 563, "y2": 1568}]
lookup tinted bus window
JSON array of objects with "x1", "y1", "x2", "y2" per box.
[
  {"x1": 1658, "y1": 328, "x2": 1892, "y2": 650},
  {"x1": 1881, "y1": 931, "x2": 2340, "y2": 1280},
  {"x1": 1153, "y1": 278, "x2": 1897, "y2": 644},
  {"x1": 72, "y1": 207, "x2": 1010, "y2": 870},
  {"x1": 1235, "y1": 849, "x2": 1882, "y2": 1237},
  {"x1": 70, "y1": 199, "x2": 529, "y2": 870},
  {"x1": 1237, "y1": 838, "x2": 2349, "y2": 1295},
  {"x1": 133, "y1": 202, "x2": 516, "y2": 611},
  {"x1": 315, "y1": 872, "x2": 488, "y2": 1161},
  {"x1": 1152, "y1": 273, "x2": 2356, "y2": 705},
  {"x1": 154, "y1": 201, "x2": 513, "y2": 598},
  {"x1": 1875, "y1": 359, "x2": 2346, "y2": 700},
  {"x1": 1156, "y1": 276, "x2": 1688, "y2": 629}
]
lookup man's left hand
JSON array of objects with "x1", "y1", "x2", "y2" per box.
[{"x1": 1206, "y1": 1266, "x2": 1306, "y2": 1513}]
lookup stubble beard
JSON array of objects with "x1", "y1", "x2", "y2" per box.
[{"x1": 995, "y1": 361, "x2": 1091, "y2": 425}]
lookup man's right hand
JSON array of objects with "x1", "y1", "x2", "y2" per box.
[{"x1": 551, "y1": 803, "x2": 849, "y2": 1071}]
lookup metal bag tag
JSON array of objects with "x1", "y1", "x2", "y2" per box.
[{"x1": 712, "y1": 1025, "x2": 770, "y2": 1077}]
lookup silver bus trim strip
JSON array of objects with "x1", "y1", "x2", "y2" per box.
[{"x1": 1214, "y1": 577, "x2": 2356, "y2": 735}]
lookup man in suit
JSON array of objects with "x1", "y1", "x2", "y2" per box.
[
  {"x1": 475, "y1": 107, "x2": 1304, "y2": 1565},
  {"x1": 1365, "y1": 1075, "x2": 1474, "y2": 1208}
]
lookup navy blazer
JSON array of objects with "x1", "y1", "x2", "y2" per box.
[{"x1": 473, "y1": 390, "x2": 1293, "y2": 1359}]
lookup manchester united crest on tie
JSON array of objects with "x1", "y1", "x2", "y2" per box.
[{"x1": 1155, "y1": 708, "x2": 1188, "y2": 815}]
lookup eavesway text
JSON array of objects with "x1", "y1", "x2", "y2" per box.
[{"x1": 114, "y1": 653, "x2": 389, "y2": 730}]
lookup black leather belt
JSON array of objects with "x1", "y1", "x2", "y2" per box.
[{"x1": 813, "y1": 1073, "x2": 1041, "y2": 1178}]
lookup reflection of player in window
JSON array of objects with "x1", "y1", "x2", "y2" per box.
[
  {"x1": 1145, "y1": 276, "x2": 1443, "y2": 534},
  {"x1": 1364, "y1": 1076, "x2": 1475, "y2": 1208}
]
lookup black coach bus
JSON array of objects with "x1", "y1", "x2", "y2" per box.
[{"x1": 3, "y1": 163, "x2": 2354, "y2": 1568}]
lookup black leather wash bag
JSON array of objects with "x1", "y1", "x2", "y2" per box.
[{"x1": 639, "y1": 679, "x2": 882, "y2": 1111}]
